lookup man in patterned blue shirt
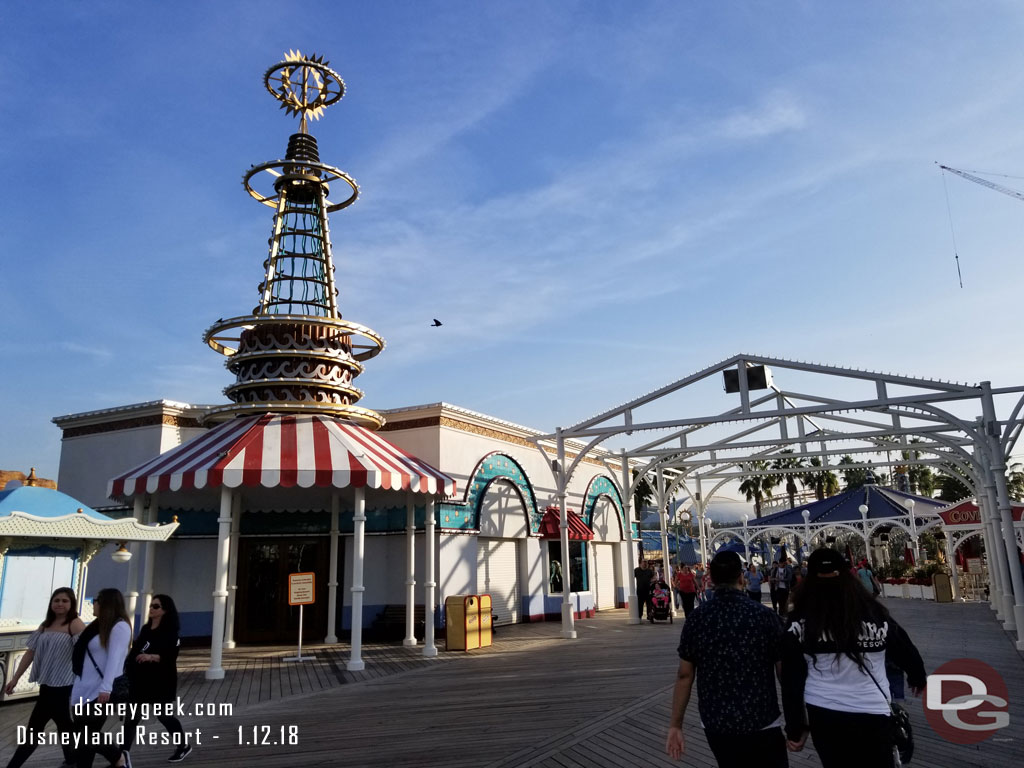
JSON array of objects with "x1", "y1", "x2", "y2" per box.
[{"x1": 665, "y1": 550, "x2": 787, "y2": 767}]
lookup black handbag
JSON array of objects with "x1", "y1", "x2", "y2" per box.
[
  {"x1": 890, "y1": 703, "x2": 914, "y2": 764},
  {"x1": 866, "y1": 666, "x2": 913, "y2": 764}
]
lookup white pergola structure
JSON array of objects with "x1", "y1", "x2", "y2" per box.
[
  {"x1": 706, "y1": 485, "x2": 945, "y2": 576},
  {"x1": 533, "y1": 354, "x2": 1024, "y2": 650}
]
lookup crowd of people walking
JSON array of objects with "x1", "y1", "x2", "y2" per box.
[
  {"x1": 4, "y1": 587, "x2": 190, "y2": 768},
  {"x1": 662, "y1": 547, "x2": 927, "y2": 768}
]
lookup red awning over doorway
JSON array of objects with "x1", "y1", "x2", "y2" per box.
[{"x1": 539, "y1": 506, "x2": 594, "y2": 540}]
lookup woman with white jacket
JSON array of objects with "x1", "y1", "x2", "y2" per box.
[{"x1": 70, "y1": 588, "x2": 132, "y2": 768}]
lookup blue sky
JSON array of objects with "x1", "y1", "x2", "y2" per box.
[{"x1": 3, "y1": 2, "x2": 1024, "y2": 486}]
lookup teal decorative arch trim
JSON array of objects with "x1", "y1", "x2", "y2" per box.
[
  {"x1": 582, "y1": 475, "x2": 629, "y2": 536},
  {"x1": 437, "y1": 452, "x2": 540, "y2": 532}
]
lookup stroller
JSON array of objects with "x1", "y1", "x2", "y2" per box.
[{"x1": 649, "y1": 580, "x2": 673, "y2": 624}]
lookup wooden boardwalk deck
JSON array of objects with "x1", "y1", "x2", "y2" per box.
[{"x1": 1, "y1": 599, "x2": 1021, "y2": 767}]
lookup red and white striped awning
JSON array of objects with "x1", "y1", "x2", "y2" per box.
[{"x1": 108, "y1": 414, "x2": 455, "y2": 498}]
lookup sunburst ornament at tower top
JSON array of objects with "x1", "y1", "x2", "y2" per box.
[
  {"x1": 264, "y1": 50, "x2": 345, "y2": 131},
  {"x1": 202, "y1": 51, "x2": 385, "y2": 428}
]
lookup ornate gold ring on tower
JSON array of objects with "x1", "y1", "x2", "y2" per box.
[
  {"x1": 203, "y1": 315, "x2": 385, "y2": 361},
  {"x1": 243, "y1": 160, "x2": 359, "y2": 212}
]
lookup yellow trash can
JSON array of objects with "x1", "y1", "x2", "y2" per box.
[
  {"x1": 933, "y1": 572, "x2": 953, "y2": 603},
  {"x1": 445, "y1": 595, "x2": 480, "y2": 651},
  {"x1": 478, "y1": 594, "x2": 493, "y2": 648}
]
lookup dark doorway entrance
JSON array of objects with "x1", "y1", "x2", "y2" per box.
[{"x1": 236, "y1": 538, "x2": 330, "y2": 643}]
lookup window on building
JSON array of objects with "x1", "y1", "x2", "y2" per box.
[
  {"x1": 0, "y1": 550, "x2": 76, "y2": 624},
  {"x1": 547, "y1": 540, "x2": 588, "y2": 593}
]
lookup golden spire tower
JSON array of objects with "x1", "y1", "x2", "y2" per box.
[{"x1": 203, "y1": 52, "x2": 385, "y2": 428}]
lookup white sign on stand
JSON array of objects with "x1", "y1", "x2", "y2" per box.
[{"x1": 284, "y1": 572, "x2": 316, "y2": 663}]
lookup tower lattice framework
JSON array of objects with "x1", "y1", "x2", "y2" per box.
[{"x1": 203, "y1": 51, "x2": 384, "y2": 428}]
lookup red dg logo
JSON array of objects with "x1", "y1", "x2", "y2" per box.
[{"x1": 924, "y1": 658, "x2": 1009, "y2": 745}]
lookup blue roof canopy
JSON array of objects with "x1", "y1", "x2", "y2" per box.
[
  {"x1": 637, "y1": 530, "x2": 700, "y2": 564},
  {"x1": 744, "y1": 485, "x2": 943, "y2": 528}
]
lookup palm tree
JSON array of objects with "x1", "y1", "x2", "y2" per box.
[
  {"x1": 802, "y1": 456, "x2": 840, "y2": 501},
  {"x1": 771, "y1": 450, "x2": 805, "y2": 509},
  {"x1": 934, "y1": 466, "x2": 971, "y2": 502},
  {"x1": 840, "y1": 455, "x2": 870, "y2": 489},
  {"x1": 737, "y1": 461, "x2": 779, "y2": 518},
  {"x1": 902, "y1": 439, "x2": 935, "y2": 496},
  {"x1": 632, "y1": 470, "x2": 654, "y2": 519},
  {"x1": 1006, "y1": 461, "x2": 1024, "y2": 500}
]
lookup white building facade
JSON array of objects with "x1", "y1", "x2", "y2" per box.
[{"x1": 53, "y1": 400, "x2": 636, "y2": 643}]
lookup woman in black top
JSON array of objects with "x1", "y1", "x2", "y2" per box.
[{"x1": 123, "y1": 595, "x2": 192, "y2": 763}]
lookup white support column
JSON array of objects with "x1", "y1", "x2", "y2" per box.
[
  {"x1": 945, "y1": 534, "x2": 961, "y2": 601},
  {"x1": 348, "y1": 487, "x2": 367, "y2": 671},
  {"x1": 981, "y1": 474, "x2": 1007, "y2": 616},
  {"x1": 206, "y1": 486, "x2": 232, "y2": 680},
  {"x1": 983, "y1": 456, "x2": 1013, "y2": 623},
  {"x1": 657, "y1": 468, "x2": 675, "y2": 618},
  {"x1": 80, "y1": 564, "x2": 89, "y2": 605},
  {"x1": 621, "y1": 451, "x2": 639, "y2": 625},
  {"x1": 125, "y1": 497, "x2": 144, "y2": 626},
  {"x1": 423, "y1": 499, "x2": 438, "y2": 657},
  {"x1": 987, "y1": 446, "x2": 1024, "y2": 645},
  {"x1": 403, "y1": 493, "x2": 417, "y2": 647},
  {"x1": 695, "y1": 478, "x2": 707, "y2": 566},
  {"x1": 325, "y1": 493, "x2": 340, "y2": 644},
  {"x1": 140, "y1": 495, "x2": 159, "y2": 622},
  {"x1": 557, "y1": 429, "x2": 576, "y2": 639},
  {"x1": 224, "y1": 493, "x2": 242, "y2": 649}
]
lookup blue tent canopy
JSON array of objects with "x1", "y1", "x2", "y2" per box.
[
  {"x1": 637, "y1": 530, "x2": 700, "y2": 565},
  {"x1": 746, "y1": 485, "x2": 943, "y2": 528}
]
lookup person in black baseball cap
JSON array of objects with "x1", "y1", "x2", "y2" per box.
[
  {"x1": 780, "y1": 548, "x2": 927, "y2": 767},
  {"x1": 805, "y1": 547, "x2": 846, "y2": 578}
]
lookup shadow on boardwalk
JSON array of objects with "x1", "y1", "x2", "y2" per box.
[{"x1": 1, "y1": 600, "x2": 1021, "y2": 767}]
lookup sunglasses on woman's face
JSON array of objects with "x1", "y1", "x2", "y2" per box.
[{"x1": 150, "y1": 604, "x2": 163, "y2": 610}]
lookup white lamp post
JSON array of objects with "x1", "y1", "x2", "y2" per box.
[
  {"x1": 801, "y1": 509, "x2": 811, "y2": 556},
  {"x1": 741, "y1": 513, "x2": 751, "y2": 562},
  {"x1": 903, "y1": 498, "x2": 921, "y2": 564},
  {"x1": 858, "y1": 504, "x2": 871, "y2": 566}
]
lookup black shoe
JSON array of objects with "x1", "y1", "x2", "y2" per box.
[{"x1": 168, "y1": 744, "x2": 193, "y2": 763}]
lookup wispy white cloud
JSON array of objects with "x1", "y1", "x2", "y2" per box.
[
  {"x1": 718, "y1": 92, "x2": 808, "y2": 139},
  {"x1": 58, "y1": 342, "x2": 114, "y2": 362}
]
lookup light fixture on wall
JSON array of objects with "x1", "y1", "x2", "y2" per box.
[{"x1": 111, "y1": 544, "x2": 132, "y2": 563}]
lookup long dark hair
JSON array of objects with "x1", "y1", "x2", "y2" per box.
[
  {"x1": 146, "y1": 594, "x2": 180, "y2": 636},
  {"x1": 92, "y1": 588, "x2": 131, "y2": 648},
  {"x1": 42, "y1": 587, "x2": 79, "y2": 629},
  {"x1": 789, "y1": 554, "x2": 888, "y2": 670}
]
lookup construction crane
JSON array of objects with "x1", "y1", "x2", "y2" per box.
[
  {"x1": 936, "y1": 163, "x2": 1024, "y2": 288},
  {"x1": 937, "y1": 163, "x2": 1024, "y2": 203}
]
